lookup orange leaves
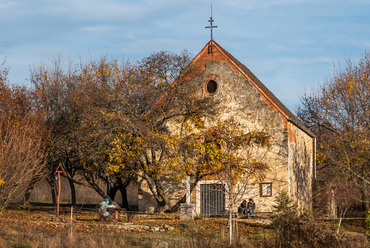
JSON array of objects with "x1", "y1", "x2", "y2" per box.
[
  {"x1": 0, "y1": 102, "x2": 49, "y2": 212},
  {"x1": 316, "y1": 150, "x2": 326, "y2": 164},
  {"x1": 298, "y1": 50, "x2": 370, "y2": 185}
]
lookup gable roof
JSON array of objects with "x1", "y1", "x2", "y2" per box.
[
  {"x1": 198, "y1": 40, "x2": 315, "y2": 138},
  {"x1": 150, "y1": 40, "x2": 314, "y2": 138}
]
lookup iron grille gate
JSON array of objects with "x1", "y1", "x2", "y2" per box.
[{"x1": 200, "y1": 183, "x2": 225, "y2": 218}]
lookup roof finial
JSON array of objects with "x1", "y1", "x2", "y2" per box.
[
  {"x1": 205, "y1": 4, "x2": 217, "y2": 53},
  {"x1": 205, "y1": 4, "x2": 217, "y2": 41}
]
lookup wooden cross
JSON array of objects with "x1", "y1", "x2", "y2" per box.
[
  {"x1": 182, "y1": 176, "x2": 195, "y2": 204},
  {"x1": 52, "y1": 162, "x2": 67, "y2": 217}
]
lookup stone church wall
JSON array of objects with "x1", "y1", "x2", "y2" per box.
[
  {"x1": 194, "y1": 60, "x2": 291, "y2": 212},
  {"x1": 288, "y1": 122, "x2": 314, "y2": 210},
  {"x1": 138, "y1": 46, "x2": 313, "y2": 214},
  {"x1": 138, "y1": 60, "x2": 293, "y2": 213}
]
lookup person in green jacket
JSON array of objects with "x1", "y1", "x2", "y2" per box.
[{"x1": 99, "y1": 198, "x2": 117, "y2": 221}]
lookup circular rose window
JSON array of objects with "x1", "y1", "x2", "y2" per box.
[{"x1": 206, "y1": 80, "x2": 218, "y2": 94}]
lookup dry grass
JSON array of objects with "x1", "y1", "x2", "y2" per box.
[
  {"x1": 0, "y1": 207, "x2": 271, "y2": 248},
  {"x1": 0, "y1": 228, "x2": 126, "y2": 248},
  {"x1": 0, "y1": 207, "x2": 367, "y2": 248},
  {"x1": 0, "y1": 227, "x2": 260, "y2": 248}
]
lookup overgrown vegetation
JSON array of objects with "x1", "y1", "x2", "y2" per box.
[
  {"x1": 1, "y1": 45, "x2": 370, "y2": 247},
  {"x1": 297, "y1": 51, "x2": 370, "y2": 213},
  {"x1": 0, "y1": 57, "x2": 49, "y2": 212},
  {"x1": 366, "y1": 209, "x2": 370, "y2": 236},
  {"x1": 0, "y1": 48, "x2": 272, "y2": 219},
  {"x1": 270, "y1": 191, "x2": 368, "y2": 248}
]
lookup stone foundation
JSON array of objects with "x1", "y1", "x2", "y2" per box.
[{"x1": 180, "y1": 203, "x2": 195, "y2": 220}]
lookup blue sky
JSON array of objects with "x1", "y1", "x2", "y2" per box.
[{"x1": 1, "y1": 0, "x2": 370, "y2": 112}]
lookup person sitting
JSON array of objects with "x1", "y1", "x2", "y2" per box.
[
  {"x1": 238, "y1": 200, "x2": 247, "y2": 217},
  {"x1": 246, "y1": 198, "x2": 255, "y2": 218},
  {"x1": 98, "y1": 198, "x2": 117, "y2": 221}
]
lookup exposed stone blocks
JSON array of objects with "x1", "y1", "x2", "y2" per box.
[{"x1": 180, "y1": 203, "x2": 195, "y2": 220}]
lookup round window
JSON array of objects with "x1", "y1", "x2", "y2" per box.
[{"x1": 206, "y1": 80, "x2": 218, "y2": 94}]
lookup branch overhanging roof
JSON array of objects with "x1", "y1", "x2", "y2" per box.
[
  {"x1": 148, "y1": 40, "x2": 315, "y2": 138},
  {"x1": 208, "y1": 40, "x2": 315, "y2": 138}
]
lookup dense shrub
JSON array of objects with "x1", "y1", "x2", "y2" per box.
[
  {"x1": 366, "y1": 209, "x2": 370, "y2": 236},
  {"x1": 271, "y1": 191, "x2": 368, "y2": 248}
]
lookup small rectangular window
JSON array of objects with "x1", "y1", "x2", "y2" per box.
[{"x1": 260, "y1": 183, "x2": 272, "y2": 197}]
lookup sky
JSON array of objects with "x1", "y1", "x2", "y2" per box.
[{"x1": 1, "y1": 0, "x2": 370, "y2": 113}]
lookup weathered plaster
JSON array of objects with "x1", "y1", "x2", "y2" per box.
[{"x1": 138, "y1": 42, "x2": 313, "y2": 214}]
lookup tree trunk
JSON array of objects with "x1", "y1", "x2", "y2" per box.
[
  {"x1": 153, "y1": 177, "x2": 168, "y2": 214},
  {"x1": 141, "y1": 173, "x2": 168, "y2": 214},
  {"x1": 68, "y1": 177, "x2": 77, "y2": 207},
  {"x1": 170, "y1": 194, "x2": 186, "y2": 213},
  {"x1": 84, "y1": 174, "x2": 111, "y2": 201},
  {"x1": 118, "y1": 186, "x2": 129, "y2": 210},
  {"x1": 229, "y1": 209, "x2": 232, "y2": 245},
  {"x1": 361, "y1": 179, "x2": 370, "y2": 211},
  {"x1": 106, "y1": 181, "x2": 129, "y2": 209},
  {"x1": 45, "y1": 177, "x2": 57, "y2": 206},
  {"x1": 330, "y1": 187, "x2": 337, "y2": 218},
  {"x1": 23, "y1": 175, "x2": 42, "y2": 204},
  {"x1": 157, "y1": 199, "x2": 167, "y2": 215},
  {"x1": 108, "y1": 185, "x2": 119, "y2": 202}
]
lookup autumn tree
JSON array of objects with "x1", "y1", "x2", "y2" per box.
[
  {"x1": 140, "y1": 49, "x2": 193, "y2": 99},
  {"x1": 30, "y1": 58, "x2": 84, "y2": 206},
  {"x1": 198, "y1": 118, "x2": 271, "y2": 244},
  {"x1": 30, "y1": 57, "x2": 139, "y2": 206},
  {"x1": 28, "y1": 49, "x2": 222, "y2": 212},
  {"x1": 297, "y1": 51, "x2": 370, "y2": 211},
  {"x1": 71, "y1": 53, "x2": 197, "y2": 208},
  {"x1": 27, "y1": 48, "x2": 196, "y2": 209},
  {"x1": 134, "y1": 49, "x2": 238, "y2": 214},
  {"x1": 73, "y1": 109, "x2": 141, "y2": 208},
  {"x1": 0, "y1": 116, "x2": 48, "y2": 212},
  {"x1": 136, "y1": 49, "x2": 269, "y2": 218},
  {"x1": 135, "y1": 113, "x2": 220, "y2": 214},
  {"x1": 0, "y1": 60, "x2": 49, "y2": 211}
]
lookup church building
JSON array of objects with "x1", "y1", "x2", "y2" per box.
[{"x1": 137, "y1": 39, "x2": 315, "y2": 216}]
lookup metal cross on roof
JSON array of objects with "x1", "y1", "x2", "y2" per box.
[{"x1": 205, "y1": 4, "x2": 217, "y2": 41}]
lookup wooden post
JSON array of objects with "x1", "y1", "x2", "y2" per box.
[
  {"x1": 56, "y1": 171, "x2": 61, "y2": 217},
  {"x1": 114, "y1": 209, "x2": 120, "y2": 221},
  {"x1": 70, "y1": 206, "x2": 73, "y2": 237},
  {"x1": 52, "y1": 162, "x2": 67, "y2": 218}
]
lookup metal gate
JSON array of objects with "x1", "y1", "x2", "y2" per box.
[{"x1": 200, "y1": 183, "x2": 225, "y2": 218}]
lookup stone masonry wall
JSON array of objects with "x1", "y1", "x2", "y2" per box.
[
  {"x1": 138, "y1": 44, "x2": 312, "y2": 214},
  {"x1": 192, "y1": 60, "x2": 290, "y2": 212},
  {"x1": 288, "y1": 122, "x2": 314, "y2": 210}
]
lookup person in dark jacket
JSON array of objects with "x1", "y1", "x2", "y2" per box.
[
  {"x1": 246, "y1": 198, "x2": 255, "y2": 218},
  {"x1": 238, "y1": 200, "x2": 247, "y2": 216}
]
